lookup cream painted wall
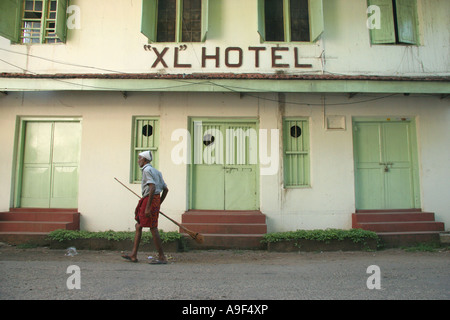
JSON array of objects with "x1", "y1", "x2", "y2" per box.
[
  {"x1": 1, "y1": 91, "x2": 449, "y2": 232},
  {"x1": 0, "y1": 0, "x2": 448, "y2": 76}
]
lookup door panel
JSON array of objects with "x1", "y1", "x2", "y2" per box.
[
  {"x1": 192, "y1": 165, "x2": 225, "y2": 210},
  {"x1": 191, "y1": 120, "x2": 258, "y2": 210},
  {"x1": 50, "y1": 122, "x2": 81, "y2": 208},
  {"x1": 354, "y1": 120, "x2": 419, "y2": 210},
  {"x1": 21, "y1": 166, "x2": 52, "y2": 207},
  {"x1": 383, "y1": 123, "x2": 410, "y2": 164},
  {"x1": 19, "y1": 121, "x2": 81, "y2": 208},
  {"x1": 192, "y1": 122, "x2": 225, "y2": 210},
  {"x1": 354, "y1": 123, "x2": 383, "y2": 209},
  {"x1": 383, "y1": 122, "x2": 414, "y2": 209},
  {"x1": 21, "y1": 122, "x2": 53, "y2": 207},
  {"x1": 385, "y1": 167, "x2": 413, "y2": 209},
  {"x1": 355, "y1": 166, "x2": 384, "y2": 210},
  {"x1": 51, "y1": 166, "x2": 79, "y2": 208},
  {"x1": 225, "y1": 166, "x2": 256, "y2": 210}
]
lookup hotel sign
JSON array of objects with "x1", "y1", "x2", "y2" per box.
[{"x1": 144, "y1": 45, "x2": 313, "y2": 69}]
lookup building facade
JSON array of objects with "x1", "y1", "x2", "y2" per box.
[{"x1": 0, "y1": 0, "x2": 449, "y2": 235}]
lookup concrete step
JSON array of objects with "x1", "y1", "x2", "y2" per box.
[
  {"x1": 352, "y1": 209, "x2": 446, "y2": 247},
  {"x1": 182, "y1": 210, "x2": 266, "y2": 224},
  {"x1": 0, "y1": 208, "x2": 80, "y2": 245},
  {"x1": 352, "y1": 212, "x2": 435, "y2": 223},
  {"x1": 180, "y1": 223, "x2": 267, "y2": 234},
  {"x1": 180, "y1": 210, "x2": 267, "y2": 249},
  {"x1": 356, "y1": 221, "x2": 445, "y2": 233},
  {"x1": 0, "y1": 232, "x2": 50, "y2": 246},
  {"x1": 377, "y1": 231, "x2": 442, "y2": 248},
  {"x1": 183, "y1": 234, "x2": 266, "y2": 250},
  {"x1": 0, "y1": 210, "x2": 79, "y2": 223},
  {"x1": 0, "y1": 221, "x2": 74, "y2": 233}
]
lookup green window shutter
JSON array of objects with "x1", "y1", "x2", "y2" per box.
[
  {"x1": 201, "y1": 0, "x2": 209, "y2": 42},
  {"x1": 309, "y1": 0, "x2": 324, "y2": 42},
  {"x1": 56, "y1": 0, "x2": 68, "y2": 43},
  {"x1": 141, "y1": 0, "x2": 158, "y2": 42},
  {"x1": 395, "y1": 0, "x2": 418, "y2": 44},
  {"x1": 132, "y1": 117, "x2": 159, "y2": 183},
  {"x1": 283, "y1": 119, "x2": 310, "y2": 187},
  {"x1": 367, "y1": 0, "x2": 395, "y2": 44},
  {"x1": 257, "y1": 0, "x2": 265, "y2": 41},
  {"x1": 0, "y1": 0, "x2": 21, "y2": 42}
]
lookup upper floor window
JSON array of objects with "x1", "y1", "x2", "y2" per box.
[
  {"x1": 0, "y1": 0, "x2": 67, "y2": 44},
  {"x1": 257, "y1": 0, "x2": 324, "y2": 43},
  {"x1": 368, "y1": 0, "x2": 419, "y2": 45},
  {"x1": 141, "y1": 0, "x2": 209, "y2": 43}
]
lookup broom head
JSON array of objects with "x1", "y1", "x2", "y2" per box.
[{"x1": 186, "y1": 229, "x2": 204, "y2": 244}]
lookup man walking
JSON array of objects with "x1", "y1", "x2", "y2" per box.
[{"x1": 122, "y1": 150, "x2": 169, "y2": 264}]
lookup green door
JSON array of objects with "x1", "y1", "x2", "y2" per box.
[
  {"x1": 353, "y1": 120, "x2": 420, "y2": 210},
  {"x1": 19, "y1": 121, "x2": 81, "y2": 208},
  {"x1": 191, "y1": 120, "x2": 259, "y2": 210}
]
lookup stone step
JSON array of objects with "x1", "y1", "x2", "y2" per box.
[
  {"x1": 352, "y1": 212, "x2": 435, "y2": 223},
  {"x1": 352, "y1": 210, "x2": 445, "y2": 247},
  {"x1": 0, "y1": 208, "x2": 80, "y2": 245},
  {"x1": 180, "y1": 210, "x2": 267, "y2": 249},
  {"x1": 183, "y1": 234, "x2": 266, "y2": 250},
  {"x1": 0, "y1": 221, "x2": 75, "y2": 233},
  {"x1": 180, "y1": 222, "x2": 267, "y2": 235},
  {"x1": 355, "y1": 221, "x2": 445, "y2": 233}
]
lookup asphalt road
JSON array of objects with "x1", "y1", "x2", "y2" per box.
[{"x1": 1, "y1": 245, "x2": 449, "y2": 303}]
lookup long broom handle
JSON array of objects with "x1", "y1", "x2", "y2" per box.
[
  {"x1": 114, "y1": 177, "x2": 141, "y2": 199},
  {"x1": 113, "y1": 177, "x2": 188, "y2": 231}
]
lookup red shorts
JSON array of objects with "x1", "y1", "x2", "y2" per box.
[{"x1": 135, "y1": 194, "x2": 161, "y2": 228}]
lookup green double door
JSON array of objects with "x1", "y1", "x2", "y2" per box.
[
  {"x1": 191, "y1": 120, "x2": 259, "y2": 210},
  {"x1": 17, "y1": 121, "x2": 82, "y2": 208},
  {"x1": 353, "y1": 120, "x2": 420, "y2": 210}
]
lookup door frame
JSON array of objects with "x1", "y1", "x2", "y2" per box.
[
  {"x1": 188, "y1": 117, "x2": 260, "y2": 210},
  {"x1": 11, "y1": 116, "x2": 82, "y2": 209},
  {"x1": 352, "y1": 117, "x2": 421, "y2": 210}
]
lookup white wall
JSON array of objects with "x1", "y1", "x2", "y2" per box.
[
  {"x1": 0, "y1": 0, "x2": 448, "y2": 76},
  {"x1": 1, "y1": 91, "x2": 449, "y2": 232}
]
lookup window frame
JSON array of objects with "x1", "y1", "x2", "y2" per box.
[
  {"x1": 283, "y1": 118, "x2": 310, "y2": 188},
  {"x1": 141, "y1": 0, "x2": 209, "y2": 43},
  {"x1": 0, "y1": 0, "x2": 67, "y2": 44},
  {"x1": 130, "y1": 117, "x2": 160, "y2": 184},
  {"x1": 367, "y1": 0, "x2": 419, "y2": 45},
  {"x1": 257, "y1": 0, "x2": 324, "y2": 43}
]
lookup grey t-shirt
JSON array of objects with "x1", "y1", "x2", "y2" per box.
[{"x1": 141, "y1": 164, "x2": 167, "y2": 197}]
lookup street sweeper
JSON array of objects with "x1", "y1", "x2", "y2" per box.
[{"x1": 121, "y1": 150, "x2": 169, "y2": 264}]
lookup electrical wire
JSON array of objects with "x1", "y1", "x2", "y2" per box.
[{"x1": 0, "y1": 53, "x2": 438, "y2": 106}]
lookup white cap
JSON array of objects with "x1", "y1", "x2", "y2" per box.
[{"x1": 139, "y1": 150, "x2": 152, "y2": 162}]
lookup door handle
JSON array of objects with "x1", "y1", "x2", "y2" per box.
[{"x1": 379, "y1": 162, "x2": 394, "y2": 172}]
